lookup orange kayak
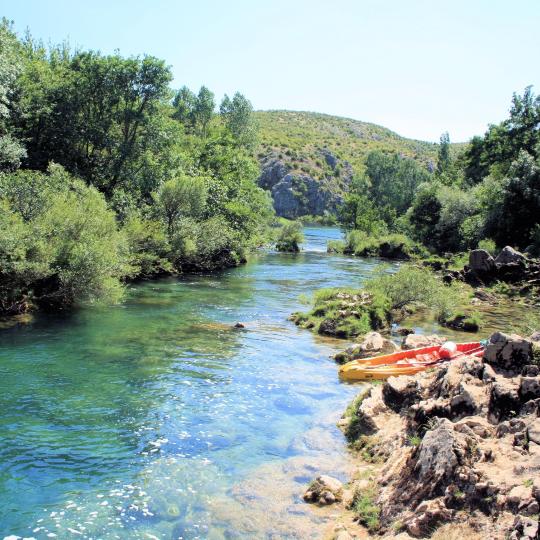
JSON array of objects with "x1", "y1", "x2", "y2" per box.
[{"x1": 339, "y1": 342, "x2": 483, "y2": 381}]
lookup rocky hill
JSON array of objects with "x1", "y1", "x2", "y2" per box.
[{"x1": 254, "y1": 111, "x2": 449, "y2": 219}]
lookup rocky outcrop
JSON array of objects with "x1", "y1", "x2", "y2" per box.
[
  {"x1": 257, "y1": 150, "x2": 353, "y2": 218},
  {"x1": 316, "y1": 331, "x2": 540, "y2": 539},
  {"x1": 334, "y1": 331, "x2": 398, "y2": 364},
  {"x1": 456, "y1": 246, "x2": 540, "y2": 287}
]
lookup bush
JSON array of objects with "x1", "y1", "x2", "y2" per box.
[
  {"x1": 365, "y1": 265, "x2": 460, "y2": 320},
  {"x1": 477, "y1": 238, "x2": 497, "y2": 256},
  {"x1": 275, "y1": 220, "x2": 304, "y2": 252},
  {"x1": 0, "y1": 170, "x2": 128, "y2": 313},
  {"x1": 343, "y1": 231, "x2": 427, "y2": 260}
]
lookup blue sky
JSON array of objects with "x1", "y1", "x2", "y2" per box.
[{"x1": 2, "y1": 0, "x2": 539, "y2": 142}]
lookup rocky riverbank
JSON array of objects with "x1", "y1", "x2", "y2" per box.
[{"x1": 303, "y1": 331, "x2": 540, "y2": 539}]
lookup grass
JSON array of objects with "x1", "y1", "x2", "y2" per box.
[
  {"x1": 292, "y1": 264, "x2": 466, "y2": 338},
  {"x1": 407, "y1": 434, "x2": 422, "y2": 447},
  {"x1": 524, "y1": 478, "x2": 534, "y2": 488},
  {"x1": 341, "y1": 231, "x2": 428, "y2": 260},
  {"x1": 351, "y1": 483, "x2": 381, "y2": 533},
  {"x1": 291, "y1": 287, "x2": 390, "y2": 338}
]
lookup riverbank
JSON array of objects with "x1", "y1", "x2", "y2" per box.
[{"x1": 302, "y1": 332, "x2": 540, "y2": 539}]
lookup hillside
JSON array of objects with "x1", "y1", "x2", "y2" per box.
[{"x1": 254, "y1": 110, "x2": 457, "y2": 219}]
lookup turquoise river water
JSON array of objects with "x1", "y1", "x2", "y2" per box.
[{"x1": 0, "y1": 226, "x2": 492, "y2": 540}]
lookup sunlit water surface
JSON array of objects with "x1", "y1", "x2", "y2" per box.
[
  {"x1": 0, "y1": 227, "x2": 390, "y2": 540},
  {"x1": 1, "y1": 226, "x2": 531, "y2": 539}
]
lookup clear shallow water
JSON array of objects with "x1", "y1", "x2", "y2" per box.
[{"x1": 0, "y1": 227, "x2": 388, "y2": 540}]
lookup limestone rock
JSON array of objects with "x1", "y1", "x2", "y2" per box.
[
  {"x1": 483, "y1": 332, "x2": 533, "y2": 372},
  {"x1": 405, "y1": 498, "x2": 453, "y2": 537},
  {"x1": 489, "y1": 380, "x2": 521, "y2": 422},
  {"x1": 528, "y1": 418, "x2": 540, "y2": 446},
  {"x1": 303, "y1": 475, "x2": 343, "y2": 506},
  {"x1": 469, "y1": 249, "x2": 496, "y2": 273},
  {"x1": 337, "y1": 332, "x2": 398, "y2": 363},
  {"x1": 402, "y1": 334, "x2": 445, "y2": 350},
  {"x1": 520, "y1": 377, "x2": 540, "y2": 401},
  {"x1": 383, "y1": 376, "x2": 421, "y2": 412},
  {"x1": 495, "y1": 246, "x2": 527, "y2": 265}
]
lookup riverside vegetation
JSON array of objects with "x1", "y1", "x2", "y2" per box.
[{"x1": 0, "y1": 19, "x2": 275, "y2": 316}]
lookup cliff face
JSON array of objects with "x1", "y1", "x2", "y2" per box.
[
  {"x1": 255, "y1": 110, "x2": 443, "y2": 218},
  {"x1": 257, "y1": 150, "x2": 352, "y2": 218}
]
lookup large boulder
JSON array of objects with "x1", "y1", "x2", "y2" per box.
[
  {"x1": 495, "y1": 246, "x2": 527, "y2": 265},
  {"x1": 402, "y1": 334, "x2": 445, "y2": 350},
  {"x1": 484, "y1": 332, "x2": 533, "y2": 372},
  {"x1": 469, "y1": 249, "x2": 496, "y2": 274}
]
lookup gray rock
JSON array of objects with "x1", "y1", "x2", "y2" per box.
[
  {"x1": 489, "y1": 380, "x2": 521, "y2": 422},
  {"x1": 495, "y1": 246, "x2": 527, "y2": 265},
  {"x1": 383, "y1": 376, "x2": 421, "y2": 412},
  {"x1": 528, "y1": 419, "x2": 540, "y2": 445},
  {"x1": 402, "y1": 334, "x2": 445, "y2": 350},
  {"x1": 520, "y1": 377, "x2": 540, "y2": 401},
  {"x1": 303, "y1": 475, "x2": 343, "y2": 506},
  {"x1": 469, "y1": 249, "x2": 496, "y2": 273},
  {"x1": 483, "y1": 332, "x2": 533, "y2": 372}
]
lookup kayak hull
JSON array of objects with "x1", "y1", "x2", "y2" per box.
[{"x1": 339, "y1": 341, "x2": 483, "y2": 381}]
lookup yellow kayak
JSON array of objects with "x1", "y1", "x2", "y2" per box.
[{"x1": 339, "y1": 342, "x2": 484, "y2": 381}]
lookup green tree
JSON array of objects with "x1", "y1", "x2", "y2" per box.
[
  {"x1": 173, "y1": 85, "x2": 197, "y2": 128},
  {"x1": 156, "y1": 174, "x2": 208, "y2": 234},
  {"x1": 437, "y1": 132, "x2": 451, "y2": 174},
  {"x1": 220, "y1": 92, "x2": 257, "y2": 148},
  {"x1": 364, "y1": 151, "x2": 430, "y2": 215},
  {"x1": 193, "y1": 85, "x2": 215, "y2": 138},
  {"x1": 0, "y1": 19, "x2": 26, "y2": 170}
]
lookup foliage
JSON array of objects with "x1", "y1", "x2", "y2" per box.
[
  {"x1": 0, "y1": 19, "x2": 26, "y2": 170},
  {"x1": 0, "y1": 23, "x2": 275, "y2": 315},
  {"x1": 364, "y1": 151, "x2": 431, "y2": 215},
  {"x1": 0, "y1": 166, "x2": 127, "y2": 313},
  {"x1": 477, "y1": 238, "x2": 496, "y2": 255},
  {"x1": 291, "y1": 287, "x2": 390, "y2": 338},
  {"x1": 220, "y1": 92, "x2": 257, "y2": 149},
  {"x1": 340, "y1": 230, "x2": 427, "y2": 260},
  {"x1": 437, "y1": 131, "x2": 451, "y2": 175},
  {"x1": 365, "y1": 265, "x2": 460, "y2": 320},
  {"x1": 275, "y1": 220, "x2": 304, "y2": 252},
  {"x1": 351, "y1": 484, "x2": 381, "y2": 532}
]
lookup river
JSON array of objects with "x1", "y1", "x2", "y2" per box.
[{"x1": 1, "y1": 227, "x2": 394, "y2": 539}]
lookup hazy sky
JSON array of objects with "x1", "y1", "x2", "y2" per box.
[{"x1": 2, "y1": 0, "x2": 539, "y2": 142}]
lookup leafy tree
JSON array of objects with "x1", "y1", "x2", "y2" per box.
[
  {"x1": 156, "y1": 174, "x2": 207, "y2": 234},
  {"x1": 407, "y1": 183, "x2": 442, "y2": 249},
  {"x1": 0, "y1": 19, "x2": 26, "y2": 170},
  {"x1": 484, "y1": 150, "x2": 540, "y2": 247},
  {"x1": 16, "y1": 46, "x2": 175, "y2": 196},
  {"x1": 173, "y1": 85, "x2": 197, "y2": 128},
  {"x1": 436, "y1": 132, "x2": 451, "y2": 174},
  {"x1": 220, "y1": 92, "x2": 257, "y2": 148},
  {"x1": 193, "y1": 85, "x2": 215, "y2": 138},
  {"x1": 463, "y1": 87, "x2": 540, "y2": 184},
  {"x1": 364, "y1": 151, "x2": 430, "y2": 215},
  {"x1": 339, "y1": 193, "x2": 387, "y2": 235}
]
